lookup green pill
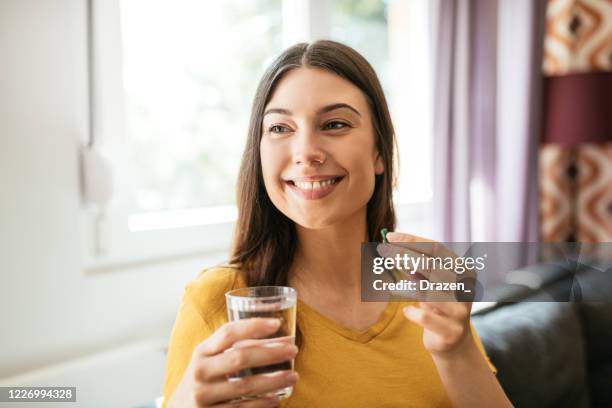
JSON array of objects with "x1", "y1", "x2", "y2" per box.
[{"x1": 381, "y1": 228, "x2": 389, "y2": 243}]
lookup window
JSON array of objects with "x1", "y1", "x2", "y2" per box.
[
  {"x1": 85, "y1": 0, "x2": 433, "y2": 270},
  {"x1": 121, "y1": 0, "x2": 282, "y2": 215}
]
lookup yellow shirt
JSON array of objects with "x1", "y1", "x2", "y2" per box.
[{"x1": 162, "y1": 265, "x2": 495, "y2": 407}]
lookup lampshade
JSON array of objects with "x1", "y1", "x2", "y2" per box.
[{"x1": 542, "y1": 71, "x2": 612, "y2": 146}]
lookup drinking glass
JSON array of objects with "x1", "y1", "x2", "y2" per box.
[{"x1": 225, "y1": 286, "x2": 297, "y2": 399}]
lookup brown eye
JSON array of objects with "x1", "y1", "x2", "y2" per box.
[
  {"x1": 323, "y1": 121, "x2": 349, "y2": 130},
  {"x1": 269, "y1": 124, "x2": 291, "y2": 133}
]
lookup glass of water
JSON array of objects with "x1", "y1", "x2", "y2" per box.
[{"x1": 225, "y1": 286, "x2": 297, "y2": 399}]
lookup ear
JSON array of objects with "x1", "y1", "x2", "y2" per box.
[{"x1": 374, "y1": 152, "x2": 384, "y2": 175}]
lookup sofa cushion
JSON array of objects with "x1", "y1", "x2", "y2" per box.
[
  {"x1": 579, "y1": 303, "x2": 612, "y2": 407},
  {"x1": 473, "y1": 302, "x2": 589, "y2": 407}
]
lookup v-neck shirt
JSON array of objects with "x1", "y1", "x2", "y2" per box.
[{"x1": 162, "y1": 265, "x2": 496, "y2": 408}]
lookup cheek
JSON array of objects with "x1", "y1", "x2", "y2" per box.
[
  {"x1": 259, "y1": 140, "x2": 284, "y2": 197},
  {"x1": 342, "y1": 146, "x2": 378, "y2": 196},
  {"x1": 351, "y1": 164, "x2": 377, "y2": 203}
]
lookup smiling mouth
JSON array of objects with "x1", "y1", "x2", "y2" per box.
[{"x1": 285, "y1": 176, "x2": 345, "y2": 200}]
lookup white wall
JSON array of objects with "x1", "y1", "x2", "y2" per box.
[{"x1": 0, "y1": 0, "x2": 222, "y2": 394}]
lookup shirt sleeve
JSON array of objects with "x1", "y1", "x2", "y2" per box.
[
  {"x1": 470, "y1": 323, "x2": 497, "y2": 375},
  {"x1": 162, "y1": 288, "x2": 215, "y2": 407}
]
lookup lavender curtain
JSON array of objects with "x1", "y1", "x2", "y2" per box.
[{"x1": 432, "y1": 0, "x2": 546, "y2": 242}]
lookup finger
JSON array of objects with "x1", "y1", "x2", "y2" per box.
[
  {"x1": 403, "y1": 306, "x2": 463, "y2": 338},
  {"x1": 375, "y1": 244, "x2": 458, "y2": 281},
  {"x1": 197, "y1": 370, "x2": 298, "y2": 405},
  {"x1": 196, "y1": 343, "x2": 298, "y2": 381},
  {"x1": 378, "y1": 246, "x2": 478, "y2": 294},
  {"x1": 420, "y1": 286, "x2": 459, "y2": 302},
  {"x1": 375, "y1": 244, "x2": 434, "y2": 280},
  {"x1": 385, "y1": 232, "x2": 457, "y2": 259},
  {"x1": 377, "y1": 242, "x2": 424, "y2": 258},
  {"x1": 386, "y1": 231, "x2": 435, "y2": 243},
  {"x1": 204, "y1": 394, "x2": 280, "y2": 408},
  {"x1": 197, "y1": 319, "x2": 282, "y2": 357},
  {"x1": 420, "y1": 302, "x2": 470, "y2": 321},
  {"x1": 232, "y1": 335, "x2": 293, "y2": 350},
  {"x1": 389, "y1": 267, "x2": 426, "y2": 283}
]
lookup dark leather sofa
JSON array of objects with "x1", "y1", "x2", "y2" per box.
[{"x1": 472, "y1": 260, "x2": 612, "y2": 408}]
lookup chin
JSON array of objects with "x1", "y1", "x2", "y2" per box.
[{"x1": 290, "y1": 214, "x2": 338, "y2": 230}]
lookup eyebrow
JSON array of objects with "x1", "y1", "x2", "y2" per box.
[{"x1": 263, "y1": 103, "x2": 361, "y2": 117}]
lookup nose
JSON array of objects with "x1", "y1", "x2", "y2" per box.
[{"x1": 292, "y1": 127, "x2": 326, "y2": 166}]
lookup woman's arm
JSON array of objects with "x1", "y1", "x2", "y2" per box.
[
  {"x1": 384, "y1": 231, "x2": 512, "y2": 407},
  {"x1": 431, "y1": 334, "x2": 511, "y2": 407},
  {"x1": 404, "y1": 304, "x2": 512, "y2": 407}
]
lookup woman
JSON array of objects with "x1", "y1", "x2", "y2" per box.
[{"x1": 163, "y1": 40, "x2": 511, "y2": 407}]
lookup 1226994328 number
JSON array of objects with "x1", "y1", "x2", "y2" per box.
[{"x1": 0, "y1": 387, "x2": 76, "y2": 402}]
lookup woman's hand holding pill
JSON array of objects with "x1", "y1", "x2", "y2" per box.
[
  {"x1": 381, "y1": 232, "x2": 475, "y2": 358},
  {"x1": 381, "y1": 231, "x2": 512, "y2": 406}
]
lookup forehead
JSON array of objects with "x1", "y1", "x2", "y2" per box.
[{"x1": 265, "y1": 66, "x2": 369, "y2": 113}]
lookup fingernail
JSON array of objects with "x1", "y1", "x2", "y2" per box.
[
  {"x1": 265, "y1": 319, "x2": 281, "y2": 328},
  {"x1": 266, "y1": 370, "x2": 287, "y2": 378},
  {"x1": 286, "y1": 371, "x2": 299, "y2": 382},
  {"x1": 377, "y1": 244, "x2": 389, "y2": 256},
  {"x1": 263, "y1": 342, "x2": 286, "y2": 348}
]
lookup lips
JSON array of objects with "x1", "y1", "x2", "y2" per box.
[{"x1": 285, "y1": 176, "x2": 344, "y2": 200}]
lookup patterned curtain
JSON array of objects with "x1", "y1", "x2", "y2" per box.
[{"x1": 540, "y1": 0, "x2": 612, "y2": 242}]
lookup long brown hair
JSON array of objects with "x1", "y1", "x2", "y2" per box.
[{"x1": 230, "y1": 40, "x2": 398, "y2": 289}]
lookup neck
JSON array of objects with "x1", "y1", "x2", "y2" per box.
[{"x1": 289, "y1": 209, "x2": 368, "y2": 300}]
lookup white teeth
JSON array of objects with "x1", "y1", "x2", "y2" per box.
[
  {"x1": 293, "y1": 178, "x2": 338, "y2": 190},
  {"x1": 295, "y1": 181, "x2": 312, "y2": 189}
]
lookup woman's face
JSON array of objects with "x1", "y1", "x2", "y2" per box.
[{"x1": 260, "y1": 66, "x2": 384, "y2": 229}]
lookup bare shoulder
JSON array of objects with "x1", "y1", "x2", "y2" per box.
[{"x1": 186, "y1": 263, "x2": 247, "y2": 322}]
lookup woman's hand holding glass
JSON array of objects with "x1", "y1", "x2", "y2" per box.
[{"x1": 169, "y1": 318, "x2": 298, "y2": 408}]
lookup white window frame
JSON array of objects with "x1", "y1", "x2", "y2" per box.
[{"x1": 82, "y1": 0, "x2": 434, "y2": 272}]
